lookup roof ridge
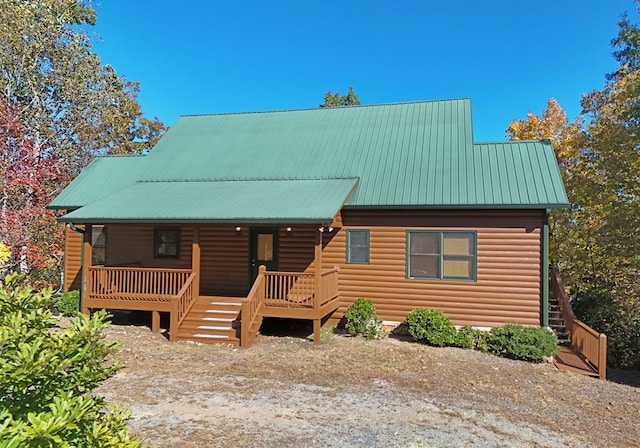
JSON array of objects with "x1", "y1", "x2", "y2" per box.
[
  {"x1": 137, "y1": 177, "x2": 361, "y2": 184},
  {"x1": 178, "y1": 97, "x2": 472, "y2": 118},
  {"x1": 92, "y1": 154, "x2": 148, "y2": 159},
  {"x1": 475, "y1": 139, "x2": 551, "y2": 145}
]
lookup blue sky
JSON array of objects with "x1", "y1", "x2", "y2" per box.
[{"x1": 91, "y1": 0, "x2": 635, "y2": 142}]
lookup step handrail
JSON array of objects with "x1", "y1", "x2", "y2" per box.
[
  {"x1": 550, "y1": 267, "x2": 607, "y2": 380},
  {"x1": 240, "y1": 266, "x2": 266, "y2": 347}
]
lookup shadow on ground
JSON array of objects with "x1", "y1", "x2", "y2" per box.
[{"x1": 607, "y1": 368, "x2": 640, "y2": 387}]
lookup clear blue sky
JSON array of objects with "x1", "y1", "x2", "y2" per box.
[{"x1": 91, "y1": 0, "x2": 635, "y2": 142}]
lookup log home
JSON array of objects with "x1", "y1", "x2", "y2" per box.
[{"x1": 49, "y1": 99, "x2": 569, "y2": 346}]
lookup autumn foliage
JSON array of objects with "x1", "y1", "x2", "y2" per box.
[
  {"x1": 508, "y1": 2, "x2": 640, "y2": 368},
  {"x1": 0, "y1": 99, "x2": 66, "y2": 287},
  {"x1": 0, "y1": 0, "x2": 166, "y2": 287}
]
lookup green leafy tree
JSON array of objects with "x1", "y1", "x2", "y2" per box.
[
  {"x1": 506, "y1": 99, "x2": 589, "y2": 281},
  {"x1": 0, "y1": 274, "x2": 143, "y2": 447},
  {"x1": 0, "y1": 0, "x2": 166, "y2": 286},
  {"x1": 509, "y1": 2, "x2": 640, "y2": 368},
  {"x1": 0, "y1": 0, "x2": 166, "y2": 174},
  {"x1": 320, "y1": 86, "x2": 361, "y2": 107}
]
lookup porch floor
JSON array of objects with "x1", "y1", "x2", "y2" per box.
[{"x1": 553, "y1": 346, "x2": 599, "y2": 378}]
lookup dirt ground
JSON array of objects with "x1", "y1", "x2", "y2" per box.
[{"x1": 94, "y1": 316, "x2": 640, "y2": 448}]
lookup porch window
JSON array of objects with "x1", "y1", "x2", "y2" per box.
[
  {"x1": 406, "y1": 231, "x2": 476, "y2": 281},
  {"x1": 154, "y1": 228, "x2": 181, "y2": 258},
  {"x1": 91, "y1": 226, "x2": 107, "y2": 265},
  {"x1": 346, "y1": 229, "x2": 370, "y2": 264}
]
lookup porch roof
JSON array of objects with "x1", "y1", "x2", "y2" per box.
[{"x1": 57, "y1": 178, "x2": 358, "y2": 224}]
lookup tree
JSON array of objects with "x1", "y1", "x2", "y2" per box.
[
  {"x1": 0, "y1": 97, "x2": 64, "y2": 287},
  {"x1": 0, "y1": 0, "x2": 166, "y2": 174},
  {"x1": 610, "y1": 1, "x2": 640, "y2": 75},
  {"x1": 506, "y1": 99, "x2": 587, "y2": 278},
  {"x1": 320, "y1": 86, "x2": 361, "y2": 107},
  {"x1": 509, "y1": 4, "x2": 640, "y2": 368},
  {"x1": 0, "y1": 0, "x2": 167, "y2": 286}
]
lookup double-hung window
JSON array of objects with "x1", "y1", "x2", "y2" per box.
[
  {"x1": 346, "y1": 229, "x2": 370, "y2": 264},
  {"x1": 407, "y1": 231, "x2": 476, "y2": 280}
]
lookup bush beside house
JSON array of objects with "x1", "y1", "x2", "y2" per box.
[
  {"x1": 343, "y1": 298, "x2": 386, "y2": 340},
  {"x1": 404, "y1": 307, "x2": 557, "y2": 363},
  {"x1": 0, "y1": 274, "x2": 143, "y2": 447}
]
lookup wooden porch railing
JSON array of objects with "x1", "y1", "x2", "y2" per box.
[
  {"x1": 241, "y1": 266, "x2": 266, "y2": 348},
  {"x1": 86, "y1": 266, "x2": 196, "y2": 340},
  {"x1": 170, "y1": 272, "x2": 198, "y2": 341},
  {"x1": 88, "y1": 266, "x2": 192, "y2": 301},
  {"x1": 550, "y1": 267, "x2": 607, "y2": 380},
  {"x1": 240, "y1": 266, "x2": 341, "y2": 346},
  {"x1": 318, "y1": 267, "x2": 340, "y2": 308}
]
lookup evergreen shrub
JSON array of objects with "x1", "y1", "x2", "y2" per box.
[
  {"x1": 405, "y1": 308, "x2": 456, "y2": 347},
  {"x1": 0, "y1": 274, "x2": 143, "y2": 447},
  {"x1": 453, "y1": 325, "x2": 486, "y2": 350},
  {"x1": 55, "y1": 289, "x2": 80, "y2": 316},
  {"x1": 344, "y1": 298, "x2": 386, "y2": 339},
  {"x1": 485, "y1": 324, "x2": 558, "y2": 362}
]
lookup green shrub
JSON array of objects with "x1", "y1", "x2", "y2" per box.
[
  {"x1": 405, "y1": 308, "x2": 456, "y2": 347},
  {"x1": 344, "y1": 298, "x2": 386, "y2": 339},
  {"x1": 0, "y1": 275, "x2": 143, "y2": 447},
  {"x1": 453, "y1": 325, "x2": 486, "y2": 350},
  {"x1": 485, "y1": 324, "x2": 558, "y2": 362},
  {"x1": 55, "y1": 289, "x2": 80, "y2": 316}
]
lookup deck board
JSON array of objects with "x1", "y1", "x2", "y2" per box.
[{"x1": 553, "y1": 346, "x2": 599, "y2": 378}]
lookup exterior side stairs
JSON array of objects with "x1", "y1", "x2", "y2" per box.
[
  {"x1": 175, "y1": 296, "x2": 242, "y2": 346},
  {"x1": 548, "y1": 290, "x2": 570, "y2": 346}
]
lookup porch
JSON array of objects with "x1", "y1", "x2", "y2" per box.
[{"x1": 84, "y1": 264, "x2": 340, "y2": 347}]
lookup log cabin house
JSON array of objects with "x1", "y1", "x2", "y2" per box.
[{"x1": 48, "y1": 99, "x2": 569, "y2": 347}]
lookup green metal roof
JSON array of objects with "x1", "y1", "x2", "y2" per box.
[
  {"x1": 48, "y1": 155, "x2": 147, "y2": 210},
  {"x1": 50, "y1": 99, "x2": 569, "y2": 223},
  {"x1": 58, "y1": 178, "x2": 358, "y2": 223}
]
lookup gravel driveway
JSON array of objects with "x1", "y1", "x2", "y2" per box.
[{"x1": 96, "y1": 321, "x2": 640, "y2": 448}]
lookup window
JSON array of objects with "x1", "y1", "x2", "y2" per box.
[
  {"x1": 346, "y1": 229, "x2": 370, "y2": 264},
  {"x1": 154, "y1": 228, "x2": 180, "y2": 258},
  {"x1": 407, "y1": 231, "x2": 476, "y2": 280},
  {"x1": 91, "y1": 226, "x2": 107, "y2": 265}
]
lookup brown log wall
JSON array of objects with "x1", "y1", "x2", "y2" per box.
[
  {"x1": 64, "y1": 225, "x2": 83, "y2": 291},
  {"x1": 322, "y1": 209, "x2": 543, "y2": 328},
  {"x1": 62, "y1": 209, "x2": 543, "y2": 328}
]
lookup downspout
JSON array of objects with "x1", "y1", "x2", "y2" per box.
[
  {"x1": 541, "y1": 209, "x2": 550, "y2": 328},
  {"x1": 68, "y1": 222, "x2": 85, "y2": 234}
]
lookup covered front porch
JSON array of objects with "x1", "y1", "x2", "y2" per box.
[{"x1": 80, "y1": 224, "x2": 341, "y2": 347}]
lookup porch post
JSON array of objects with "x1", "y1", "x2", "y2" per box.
[
  {"x1": 81, "y1": 224, "x2": 92, "y2": 315},
  {"x1": 192, "y1": 225, "x2": 201, "y2": 299},
  {"x1": 313, "y1": 227, "x2": 323, "y2": 344}
]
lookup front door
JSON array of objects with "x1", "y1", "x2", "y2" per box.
[{"x1": 249, "y1": 228, "x2": 279, "y2": 284}]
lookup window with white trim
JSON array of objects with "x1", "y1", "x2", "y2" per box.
[{"x1": 407, "y1": 231, "x2": 476, "y2": 280}]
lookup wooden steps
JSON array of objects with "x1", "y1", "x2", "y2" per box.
[
  {"x1": 175, "y1": 296, "x2": 243, "y2": 346},
  {"x1": 548, "y1": 291, "x2": 570, "y2": 346}
]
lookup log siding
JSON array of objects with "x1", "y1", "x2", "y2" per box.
[
  {"x1": 63, "y1": 209, "x2": 544, "y2": 329},
  {"x1": 322, "y1": 209, "x2": 543, "y2": 328}
]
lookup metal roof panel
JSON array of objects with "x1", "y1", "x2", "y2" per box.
[
  {"x1": 58, "y1": 178, "x2": 358, "y2": 223},
  {"x1": 50, "y1": 99, "x2": 569, "y2": 222}
]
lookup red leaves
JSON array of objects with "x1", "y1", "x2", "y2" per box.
[{"x1": 0, "y1": 97, "x2": 66, "y2": 280}]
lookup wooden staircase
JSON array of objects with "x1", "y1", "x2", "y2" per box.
[
  {"x1": 175, "y1": 296, "x2": 243, "y2": 346},
  {"x1": 548, "y1": 290, "x2": 570, "y2": 346}
]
